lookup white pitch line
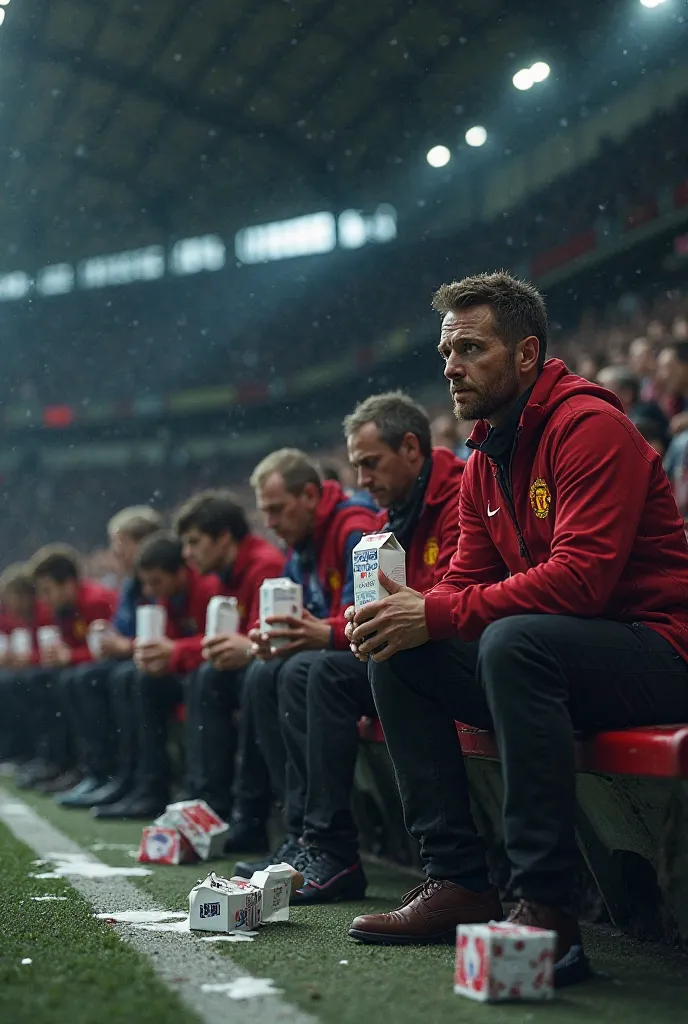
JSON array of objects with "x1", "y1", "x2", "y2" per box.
[{"x1": 0, "y1": 789, "x2": 318, "y2": 1024}]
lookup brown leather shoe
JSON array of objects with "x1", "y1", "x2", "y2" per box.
[
  {"x1": 507, "y1": 899, "x2": 591, "y2": 986},
  {"x1": 348, "y1": 879, "x2": 503, "y2": 945}
]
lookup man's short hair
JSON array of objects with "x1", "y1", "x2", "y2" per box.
[
  {"x1": 343, "y1": 391, "x2": 432, "y2": 458},
  {"x1": 597, "y1": 366, "x2": 640, "y2": 404},
  {"x1": 30, "y1": 544, "x2": 81, "y2": 584},
  {"x1": 107, "y1": 506, "x2": 165, "y2": 542},
  {"x1": 136, "y1": 532, "x2": 186, "y2": 575},
  {"x1": 0, "y1": 562, "x2": 35, "y2": 598},
  {"x1": 431, "y1": 270, "x2": 549, "y2": 371},
  {"x1": 250, "y1": 449, "x2": 322, "y2": 495},
  {"x1": 174, "y1": 490, "x2": 249, "y2": 542}
]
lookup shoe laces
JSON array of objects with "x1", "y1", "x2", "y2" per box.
[
  {"x1": 507, "y1": 899, "x2": 543, "y2": 927},
  {"x1": 401, "y1": 879, "x2": 443, "y2": 906}
]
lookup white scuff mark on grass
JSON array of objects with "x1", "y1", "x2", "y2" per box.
[
  {"x1": 201, "y1": 977, "x2": 283, "y2": 1000},
  {"x1": 31, "y1": 852, "x2": 152, "y2": 879},
  {"x1": 95, "y1": 910, "x2": 187, "y2": 924},
  {"x1": 3, "y1": 803, "x2": 31, "y2": 815},
  {"x1": 31, "y1": 895, "x2": 68, "y2": 902},
  {"x1": 339, "y1": 959, "x2": 349, "y2": 965},
  {"x1": 21, "y1": 958, "x2": 32, "y2": 965},
  {"x1": 199, "y1": 932, "x2": 257, "y2": 943},
  {"x1": 131, "y1": 918, "x2": 191, "y2": 933}
]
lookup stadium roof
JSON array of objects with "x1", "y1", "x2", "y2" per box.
[{"x1": 0, "y1": 0, "x2": 630, "y2": 267}]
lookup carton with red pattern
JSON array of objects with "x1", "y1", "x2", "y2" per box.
[
  {"x1": 189, "y1": 872, "x2": 262, "y2": 933},
  {"x1": 454, "y1": 923, "x2": 556, "y2": 1002},
  {"x1": 136, "y1": 826, "x2": 197, "y2": 865},
  {"x1": 155, "y1": 800, "x2": 228, "y2": 860}
]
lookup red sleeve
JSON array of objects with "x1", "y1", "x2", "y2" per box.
[
  {"x1": 169, "y1": 636, "x2": 204, "y2": 674},
  {"x1": 69, "y1": 645, "x2": 93, "y2": 664},
  {"x1": 86, "y1": 596, "x2": 118, "y2": 624},
  {"x1": 425, "y1": 412, "x2": 651, "y2": 641}
]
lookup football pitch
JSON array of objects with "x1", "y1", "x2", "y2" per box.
[{"x1": 2, "y1": 783, "x2": 688, "y2": 1024}]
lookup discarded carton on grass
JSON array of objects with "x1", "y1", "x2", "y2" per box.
[
  {"x1": 250, "y1": 863, "x2": 293, "y2": 923},
  {"x1": 136, "y1": 826, "x2": 197, "y2": 865},
  {"x1": 259, "y1": 578, "x2": 303, "y2": 650},
  {"x1": 454, "y1": 923, "x2": 556, "y2": 1002},
  {"x1": 189, "y1": 872, "x2": 262, "y2": 933},
  {"x1": 353, "y1": 532, "x2": 406, "y2": 610},
  {"x1": 155, "y1": 800, "x2": 228, "y2": 861}
]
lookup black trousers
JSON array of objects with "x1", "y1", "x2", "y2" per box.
[
  {"x1": 245, "y1": 658, "x2": 289, "y2": 814},
  {"x1": 369, "y1": 615, "x2": 688, "y2": 907},
  {"x1": 280, "y1": 651, "x2": 375, "y2": 861},
  {"x1": 0, "y1": 668, "x2": 32, "y2": 760},
  {"x1": 136, "y1": 662, "x2": 245, "y2": 816},
  {"x1": 69, "y1": 661, "x2": 120, "y2": 780},
  {"x1": 21, "y1": 666, "x2": 76, "y2": 770},
  {"x1": 108, "y1": 660, "x2": 140, "y2": 785}
]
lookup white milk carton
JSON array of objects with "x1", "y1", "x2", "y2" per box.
[
  {"x1": 136, "y1": 605, "x2": 167, "y2": 641},
  {"x1": 10, "y1": 628, "x2": 33, "y2": 660},
  {"x1": 189, "y1": 872, "x2": 262, "y2": 933},
  {"x1": 259, "y1": 578, "x2": 303, "y2": 650},
  {"x1": 36, "y1": 625, "x2": 61, "y2": 653},
  {"x1": 205, "y1": 596, "x2": 239, "y2": 638},
  {"x1": 87, "y1": 622, "x2": 108, "y2": 658},
  {"x1": 250, "y1": 863, "x2": 293, "y2": 923},
  {"x1": 352, "y1": 532, "x2": 406, "y2": 610},
  {"x1": 454, "y1": 923, "x2": 556, "y2": 1002},
  {"x1": 155, "y1": 799, "x2": 228, "y2": 860}
]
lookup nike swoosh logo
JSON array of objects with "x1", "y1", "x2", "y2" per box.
[{"x1": 487, "y1": 504, "x2": 500, "y2": 517}]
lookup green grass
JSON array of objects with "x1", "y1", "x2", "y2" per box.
[
  {"x1": 0, "y1": 819, "x2": 198, "y2": 1024},
  {"x1": 6, "y1": 783, "x2": 688, "y2": 1024}
]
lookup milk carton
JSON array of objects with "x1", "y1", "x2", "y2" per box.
[
  {"x1": 136, "y1": 605, "x2": 167, "y2": 641},
  {"x1": 10, "y1": 628, "x2": 33, "y2": 660},
  {"x1": 155, "y1": 800, "x2": 228, "y2": 860},
  {"x1": 205, "y1": 596, "x2": 239, "y2": 638},
  {"x1": 454, "y1": 923, "x2": 556, "y2": 1002},
  {"x1": 87, "y1": 622, "x2": 108, "y2": 658},
  {"x1": 250, "y1": 863, "x2": 293, "y2": 923},
  {"x1": 189, "y1": 872, "x2": 262, "y2": 933},
  {"x1": 36, "y1": 625, "x2": 61, "y2": 653},
  {"x1": 136, "y1": 826, "x2": 197, "y2": 865},
  {"x1": 259, "y1": 578, "x2": 303, "y2": 650},
  {"x1": 352, "y1": 532, "x2": 406, "y2": 610}
]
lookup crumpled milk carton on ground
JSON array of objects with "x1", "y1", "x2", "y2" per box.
[
  {"x1": 352, "y1": 532, "x2": 406, "y2": 610},
  {"x1": 249, "y1": 863, "x2": 293, "y2": 923},
  {"x1": 189, "y1": 872, "x2": 262, "y2": 933},
  {"x1": 155, "y1": 800, "x2": 228, "y2": 860},
  {"x1": 136, "y1": 826, "x2": 197, "y2": 865},
  {"x1": 454, "y1": 922, "x2": 556, "y2": 1002}
]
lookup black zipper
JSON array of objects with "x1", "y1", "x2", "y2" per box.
[{"x1": 494, "y1": 427, "x2": 534, "y2": 568}]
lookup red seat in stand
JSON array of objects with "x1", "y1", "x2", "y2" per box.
[{"x1": 358, "y1": 718, "x2": 688, "y2": 779}]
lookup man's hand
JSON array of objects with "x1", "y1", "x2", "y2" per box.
[
  {"x1": 202, "y1": 632, "x2": 254, "y2": 672},
  {"x1": 100, "y1": 628, "x2": 134, "y2": 660},
  {"x1": 257, "y1": 608, "x2": 332, "y2": 658},
  {"x1": 134, "y1": 637, "x2": 175, "y2": 676},
  {"x1": 347, "y1": 570, "x2": 429, "y2": 663},
  {"x1": 670, "y1": 410, "x2": 688, "y2": 437},
  {"x1": 40, "y1": 642, "x2": 72, "y2": 668}
]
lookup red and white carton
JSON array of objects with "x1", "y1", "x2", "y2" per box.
[
  {"x1": 250, "y1": 863, "x2": 293, "y2": 923},
  {"x1": 136, "y1": 826, "x2": 197, "y2": 865},
  {"x1": 188, "y1": 872, "x2": 262, "y2": 933},
  {"x1": 454, "y1": 923, "x2": 556, "y2": 1002},
  {"x1": 352, "y1": 532, "x2": 406, "y2": 610},
  {"x1": 154, "y1": 800, "x2": 228, "y2": 860}
]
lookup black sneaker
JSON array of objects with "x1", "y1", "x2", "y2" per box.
[
  {"x1": 291, "y1": 849, "x2": 367, "y2": 905},
  {"x1": 234, "y1": 836, "x2": 306, "y2": 879}
]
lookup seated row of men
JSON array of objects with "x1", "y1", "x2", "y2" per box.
[{"x1": 3, "y1": 272, "x2": 688, "y2": 991}]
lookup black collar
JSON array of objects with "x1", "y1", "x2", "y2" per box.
[{"x1": 468, "y1": 385, "x2": 534, "y2": 468}]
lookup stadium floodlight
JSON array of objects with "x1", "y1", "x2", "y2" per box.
[
  {"x1": 640, "y1": 0, "x2": 668, "y2": 6},
  {"x1": 512, "y1": 68, "x2": 533, "y2": 90},
  {"x1": 465, "y1": 126, "x2": 487, "y2": 148},
  {"x1": 529, "y1": 61, "x2": 550, "y2": 83},
  {"x1": 426, "y1": 145, "x2": 451, "y2": 168}
]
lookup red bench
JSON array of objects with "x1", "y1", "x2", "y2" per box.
[
  {"x1": 357, "y1": 716, "x2": 688, "y2": 944},
  {"x1": 358, "y1": 718, "x2": 688, "y2": 779}
]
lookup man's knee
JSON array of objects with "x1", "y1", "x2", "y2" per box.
[{"x1": 478, "y1": 615, "x2": 553, "y2": 696}]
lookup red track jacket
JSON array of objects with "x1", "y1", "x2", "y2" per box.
[
  {"x1": 164, "y1": 568, "x2": 220, "y2": 675},
  {"x1": 57, "y1": 580, "x2": 118, "y2": 664},
  {"x1": 371, "y1": 446, "x2": 464, "y2": 592},
  {"x1": 425, "y1": 359, "x2": 688, "y2": 662}
]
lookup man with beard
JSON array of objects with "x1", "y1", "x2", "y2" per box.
[{"x1": 345, "y1": 272, "x2": 688, "y2": 987}]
